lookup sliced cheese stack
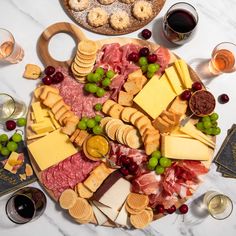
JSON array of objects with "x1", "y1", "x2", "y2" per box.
[{"x1": 161, "y1": 134, "x2": 214, "y2": 161}]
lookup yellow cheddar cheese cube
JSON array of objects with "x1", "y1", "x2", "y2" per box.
[
  {"x1": 27, "y1": 129, "x2": 78, "y2": 170},
  {"x1": 30, "y1": 118, "x2": 55, "y2": 134},
  {"x1": 31, "y1": 101, "x2": 45, "y2": 123},
  {"x1": 134, "y1": 74, "x2": 176, "y2": 119},
  {"x1": 4, "y1": 152, "x2": 20, "y2": 174}
]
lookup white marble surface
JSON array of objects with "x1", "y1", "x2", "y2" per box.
[{"x1": 0, "y1": 0, "x2": 236, "y2": 235}]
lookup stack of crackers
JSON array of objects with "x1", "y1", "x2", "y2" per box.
[
  {"x1": 71, "y1": 40, "x2": 98, "y2": 83},
  {"x1": 125, "y1": 193, "x2": 153, "y2": 229}
]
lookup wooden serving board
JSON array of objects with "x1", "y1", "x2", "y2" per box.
[
  {"x1": 28, "y1": 22, "x2": 214, "y2": 227},
  {"x1": 61, "y1": 0, "x2": 166, "y2": 35}
]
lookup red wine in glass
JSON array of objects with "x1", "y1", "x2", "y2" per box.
[{"x1": 163, "y1": 3, "x2": 198, "y2": 45}]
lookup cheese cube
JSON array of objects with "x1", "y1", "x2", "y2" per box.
[
  {"x1": 30, "y1": 118, "x2": 55, "y2": 134},
  {"x1": 161, "y1": 135, "x2": 213, "y2": 161},
  {"x1": 134, "y1": 74, "x2": 176, "y2": 119},
  {"x1": 4, "y1": 152, "x2": 20, "y2": 174},
  {"x1": 27, "y1": 129, "x2": 77, "y2": 170},
  {"x1": 31, "y1": 102, "x2": 44, "y2": 123}
]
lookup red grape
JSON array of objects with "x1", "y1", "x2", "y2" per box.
[
  {"x1": 179, "y1": 204, "x2": 188, "y2": 214},
  {"x1": 139, "y1": 47, "x2": 150, "y2": 57},
  {"x1": 5, "y1": 120, "x2": 16, "y2": 131},
  {"x1": 218, "y1": 94, "x2": 229, "y2": 104},
  {"x1": 42, "y1": 75, "x2": 52, "y2": 85},
  {"x1": 128, "y1": 52, "x2": 139, "y2": 62},
  {"x1": 192, "y1": 81, "x2": 202, "y2": 91},
  {"x1": 121, "y1": 156, "x2": 131, "y2": 166},
  {"x1": 147, "y1": 54, "x2": 157, "y2": 63},
  {"x1": 141, "y1": 29, "x2": 152, "y2": 39},
  {"x1": 180, "y1": 90, "x2": 192, "y2": 100},
  {"x1": 128, "y1": 163, "x2": 138, "y2": 174},
  {"x1": 52, "y1": 72, "x2": 64, "y2": 84},
  {"x1": 44, "y1": 66, "x2": 55, "y2": 76},
  {"x1": 120, "y1": 167, "x2": 129, "y2": 176},
  {"x1": 166, "y1": 205, "x2": 176, "y2": 214},
  {"x1": 156, "y1": 204, "x2": 165, "y2": 214}
]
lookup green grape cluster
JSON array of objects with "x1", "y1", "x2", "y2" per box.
[
  {"x1": 0, "y1": 132, "x2": 22, "y2": 157},
  {"x1": 147, "y1": 150, "x2": 172, "y2": 175},
  {"x1": 139, "y1": 57, "x2": 160, "y2": 79},
  {"x1": 196, "y1": 112, "x2": 221, "y2": 136},
  {"x1": 84, "y1": 67, "x2": 115, "y2": 97},
  {"x1": 77, "y1": 115, "x2": 103, "y2": 135}
]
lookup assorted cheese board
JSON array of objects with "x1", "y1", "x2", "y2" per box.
[{"x1": 26, "y1": 22, "x2": 218, "y2": 228}]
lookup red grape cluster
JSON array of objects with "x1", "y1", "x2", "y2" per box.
[
  {"x1": 155, "y1": 204, "x2": 188, "y2": 215},
  {"x1": 42, "y1": 66, "x2": 64, "y2": 85},
  {"x1": 118, "y1": 156, "x2": 139, "y2": 176}
]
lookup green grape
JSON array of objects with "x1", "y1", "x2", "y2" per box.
[
  {"x1": 155, "y1": 165, "x2": 165, "y2": 175},
  {"x1": 147, "y1": 64, "x2": 158, "y2": 73},
  {"x1": 84, "y1": 83, "x2": 91, "y2": 92},
  {"x1": 141, "y1": 65, "x2": 148, "y2": 73},
  {"x1": 1, "y1": 147, "x2": 10, "y2": 156},
  {"x1": 148, "y1": 157, "x2": 158, "y2": 169},
  {"x1": 146, "y1": 71, "x2": 154, "y2": 79},
  {"x1": 94, "y1": 115, "x2": 102, "y2": 123},
  {"x1": 211, "y1": 121, "x2": 218, "y2": 127},
  {"x1": 139, "y1": 57, "x2": 148, "y2": 66},
  {"x1": 0, "y1": 134, "x2": 8, "y2": 142},
  {"x1": 159, "y1": 157, "x2": 172, "y2": 168},
  {"x1": 196, "y1": 122, "x2": 204, "y2": 130},
  {"x1": 95, "y1": 67, "x2": 104, "y2": 77},
  {"x1": 96, "y1": 88, "x2": 106, "y2": 97},
  {"x1": 12, "y1": 133, "x2": 22, "y2": 143},
  {"x1": 17, "y1": 117, "x2": 26, "y2": 127},
  {"x1": 102, "y1": 78, "x2": 111, "y2": 87},
  {"x1": 151, "y1": 150, "x2": 161, "y2": 159},
  {"x1": 93, "y1": 125, "x2": 103, "y2": 135},
  {"x1": 87, "y1": 118, "x2": 96, "y2": 128},
  {"x1": 106, "y1": 70, "x2": 115, "y2": 79},
  {"x1": 202, "y1": 116, "x2": 210, "y2": 123},
  {"x1": 0, "y1": 143, "x2": 2, "y2": 151},
  {"x1": 87, "y1": 73, "x2": 94, "y2": 82},
  {"x1": 7, "y1": 141, "x2": 18, "y2": 152},
  {"x1": 81, "y1": 117, "x2": 89, "y2": 123},
  {"x1": 94, "y1": 103, "x2": 102, "y2": 111},
  {"x1": 205, "y1": 128, "x2": 213, "y2": 135},
  {"x1": 91, "y1": 73, "x2": 101, "y2": 83},
  {"x1": 212, "y1": 127, "x2": 221, "y2": 135},
  {"x1": 88, "y1": 83, "x2": 98, "y2": 93},
  {"x1": 203, "y1": 121, "x2": 212, "y2": 129},
  {"x1": 210, "y1": 113, "x2": 219, "y2": 121},
  {"x1": 155, "y1": 63, "x2": 160, "y2": 71},
  {"x1": 78, "y1": 120, "x2": 87, "y2": 130}
]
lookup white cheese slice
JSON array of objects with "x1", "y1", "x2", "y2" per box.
[
  {"x1": 114, "y1": 202, "x2": 131, "y2": 228},
  {"x1": 91, "y1": 203, "x2": 108, "y2": 225},
  {"x1": 92, "y1": 201, "x2": 119, "y2": 222},
  {"x1": 98, "y1": 178, "x2": 131, "y2": 211}
]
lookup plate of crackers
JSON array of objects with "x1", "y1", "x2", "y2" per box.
[{"x1": 61, "y1": 0, "x2": 166, "y2": 35}]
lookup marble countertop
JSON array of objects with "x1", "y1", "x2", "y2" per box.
[{"x1": 0, "y1": 0, "x2": 236, "y2": 235}]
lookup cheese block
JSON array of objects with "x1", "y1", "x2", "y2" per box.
[
  {"x1": 30, "y1": 118, "x2": 55, "y2": 134},
  {"x1": 98, "y1": 177, "x2": 131, "y2": 210},
  {"x1": 91, "y1": 203, "x2": 108, "y2": 225},
  {"x1": 134, "y1": 74, "x2": 176, "y2": 119},
  {"x1": 92, "y1": 201, "x2": 119, "y2": 221},
  {"x1": 27, "y1": 132, "x2": 49, "y2": 140},
  {"x1": 27, "y1": 129, "x2": 77, "y2": 170},
  {"x1": 165, "y1": 66, "x2": 184, "y2": 95},
  {"x1": 31, "y1": 102, "x2": 45, "y2": 123},
  {"x1": 170, "y1": 127, "x2": 192, "y2": 138},
  {"x1": 115, "y1": 202, "x2": 131, "y2": 228},
  {"x1": 179, "y1": 122, "x2": 215, "y2": 148},
  {"x1": 4, "y1": 152, "x2": 20, "y2": 174},
  {"x1": 177, "y1": 59, "x2": 193, "y2": 88},
  {"x1": 48, "y1": 110, "x2": 60, "y2": 129},
  {"x1": 161, "y1": 135, "x2": 213, "y2": 161}
]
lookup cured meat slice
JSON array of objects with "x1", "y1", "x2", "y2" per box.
[
  {"x1": 155, "y1": 46, "x2": 171, "y2": 73},
  {"x1": 41, "y1": 152, "x2": 99, "y2": 199}
]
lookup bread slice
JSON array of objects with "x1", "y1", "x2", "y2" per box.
[
  {"x1": 169, "y1": 96, "x2": 187, "y2": 115},
  {"x1": 139, "y1": 124, "x2": 155, "y2": 136},
  {"x1": 118, "y1": 91, "x2": 133, "y2": 107},
  {"x1": 121, "y1": 107, "x2": 137, "y2": 123},
  {"x1": 152, "y1": 117, "x2": 171, "y2": 133},
  {"x1": 145, "y1": 140, "x2": 160, "y2": 155},
  {"x1": 70, "y1": 129, "x2": 81, "y2": 142},
  {"x1": 134, "y1": 116, "x2": 151, "y2": 130},
  {"x1": 127, "y1": 69, "x2": 143, "y2": 82},
  {"x1": 74, "y1": 130, "x2": 89, "y2": 147}
]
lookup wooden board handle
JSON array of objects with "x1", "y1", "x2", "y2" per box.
[{"x1": 37, "y1": 22, "x2": 87, "y2": 68}]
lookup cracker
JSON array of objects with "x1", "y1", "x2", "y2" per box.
[
  {"x1": 68, "y1": 198, "x2": 91, "y2": 219},
  {"x1": 130, "y1": 111, "x2": 144, "y2": 125},
  {"x1": 76, "y1": 183, "x2": 93, "y2": 199},
  {"x1": 78, "y1": 40, "x2": 98, "y2": 55},
  {"x1": 108, "y1": 103, "x2": 124, "y2": 119},
  {"x1": 134, "y1": 116, "x2": 151, "y2": 130},
  {"x1": 42, "y1": 92, "x2": 62, "y2": 108},
  {"x1": 23, "y1": 64, "x2": 41, "y2": 80},
  {"x1": 125, "y1": 203, "x2": 144, "y2": 215},
  {"x1": 120, "y1": 107, "x2": 137, "y2": 123},
  {"x1": 106, "y1": 120, "x2": 123, "y2": 140},
  {"x1": 127, "y1": 193, "x2": 149, "y2": 210},
  {"x1": 100, "y1": 117, "x2": 113, "y2": 128},
  {"x1": 115, "y1": 125, "x2": 129, "y2": 144},
  {"x1": 130, "y1": 210, "x2": 150, "y2": 229},
  {"x1": 76, "y1": 51, "x2": 96, "y2": 60},
  {"x1": 70, "y1": 129, "x2": 81, "y2": 143},
  {"x1": 72, "y1": 62, "x2": 93, "y2": 74},
  {"x1": 74, "y1": 56, "x2": 95, "y2": 68},
  {"x1": 59, "y1": 189, "x2": 77, "y2": 209},
  {"x1": 102, "y1": 99, "x2": 116, "y2": 115},
  {"x1": 124, "y1": 128, "x2": 142, "y2": 149}
]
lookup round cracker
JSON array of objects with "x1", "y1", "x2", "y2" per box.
[
  {"x1": 100, "y1": 117, "x2": 113, "y2": 128},
  {"x1": 76, "y1": 51, "x2": 97, "y2": 60},
  {"x1": 121, "y1": 107, "x2": 137, "y2": 123},
  {"x1": 125, "y1": 203, "x2": 145, "y2": 215},
  {"x1": 130, "y1": 111, "x2": 144, "y2": 125},
  {"x1": 74, "y1": 57, "x2": 95, "y2": 68},
  {"x1": 134, "y1": 116, "x2": 151, "y2": 130},
  {"x1": 75, "y1": 54, "x2": 96, "y2": 64},
  {"x1": 122, "y1": 125, "x2": 134, "y2": 145},
  {"x1": 76, "y1": 183, "x2": 93, "y2": 199},
  {"x1": 130, "y1": 210, "x2": 151, "y2": 229},
  {"x1": 115, "y1": 125, "x2": 130, "y2": 144},
  {"x1": 102, "y1": 99, "x2": 116, "y2": 115},
  {"x1": 106, "y1": 122, "x2": 123, "y2": 141},
  {"x1": 68, "y1": 197, "x2": 90, "y2": 219},
  {"x1": 145, "y1": 207, "x2": 154, "y2": 222},
  {"x1": 72, "y1": 62, "x2": 93, "y2": 74},
  {"x1": 127, "y1": 193, "x2": 149, "y2": 211},
  {"x1": 78, "y1": 40, "x2": 98, "y2": 55},
  {"x1": 125, "y1": 128, "x2": 142, "y2": 149},
  {"x1": 59, "y1": 189, "x2": 77, "y2": 209},
  {"x1": 71, "y1": 63, "x2": 89, "y2": 77}
]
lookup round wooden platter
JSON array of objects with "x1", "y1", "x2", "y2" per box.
[
  {"x1": 61, "y1": 0, "x2": 166, "y2": 35},
  {"x1": 27, "y1": 22, "x2": 214, "y2": 227}
]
